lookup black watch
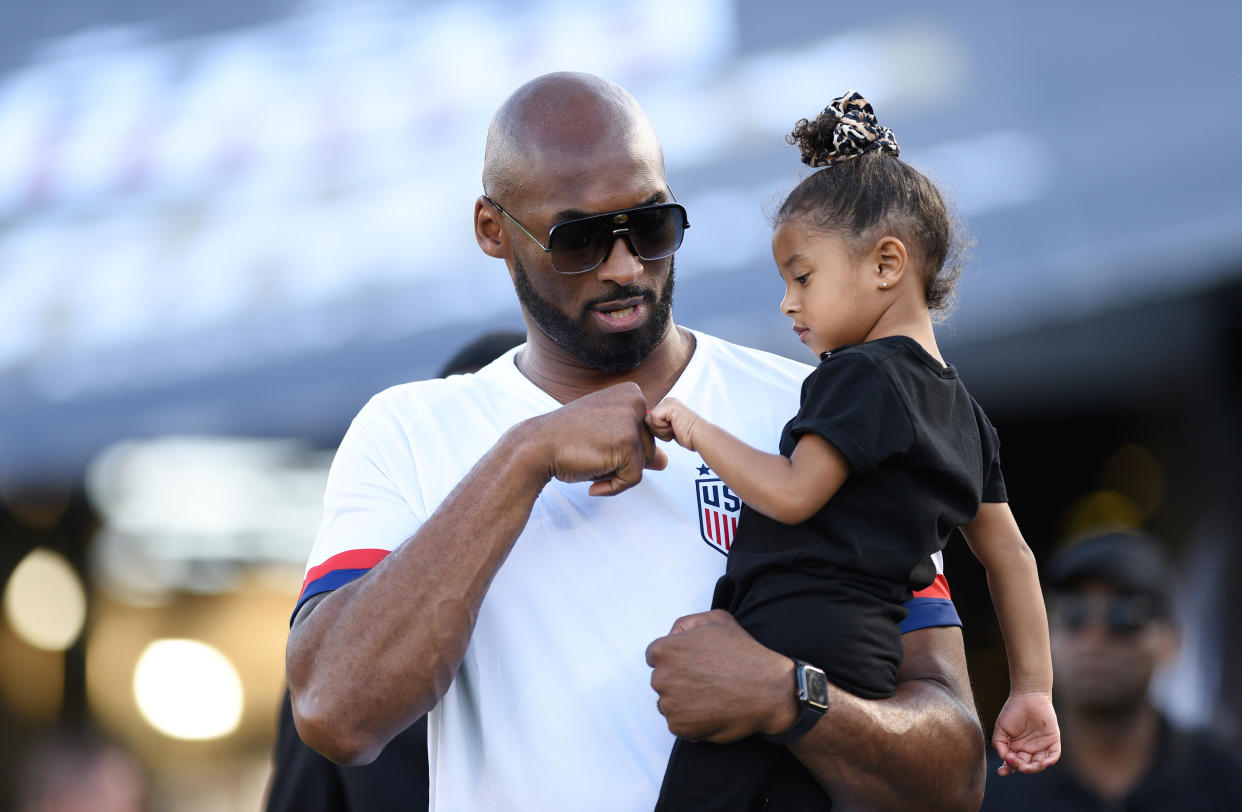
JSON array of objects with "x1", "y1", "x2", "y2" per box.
[{"x1": 763, "y1": 659, "x2": 830, "y2": 746}]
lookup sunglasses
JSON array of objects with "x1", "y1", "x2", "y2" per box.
[
  {"x1": 484, "y1": 194, "x2": 690, "y2": 274},
  {"x1": 1051, "y1": 593, "x2": 1159, "y2": 635}
]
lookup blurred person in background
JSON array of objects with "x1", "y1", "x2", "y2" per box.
[
  {"x1": 433, "y1": 331, "x2": 528, "y2": 380},
  {"x1": 12, "y1": 726, "x2": 148, "y2": 812},
  {"x1": 265, "y1": 330, "x2": 525, "y2": 812},
  {"x1": 286, "y1": 72, "x2": 987, "y2": 810},
  {"x1": 980, "y1": 530, "x2": 1242, "y2": 811}
]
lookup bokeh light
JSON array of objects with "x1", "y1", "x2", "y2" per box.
[
  {"x1": 1099, "y1": 443, "x2": 1165, "y2": 521},
  {"x1": 0, "y1": 621, "x2": 64, "y2": 721},
  {"x1": 132, "y1": 639, "x2": 244, "y2": 741},
  {"x1": 1062, "y1": 490, "x2": 1143, "y2": 539},
  {"x1": 3, "y1": 547, "x2": 87, "y2": 651}
]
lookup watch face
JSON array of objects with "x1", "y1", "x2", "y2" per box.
[{"x1": 803, "y1": 666, "x2": 830, "y2": 710}]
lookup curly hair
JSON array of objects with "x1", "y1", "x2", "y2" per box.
[{"x1": 779, "y1": 104, "x2": 968, "y2": 316}]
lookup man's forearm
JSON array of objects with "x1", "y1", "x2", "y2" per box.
[
  {"x1": 789, "y1": 626, "x2": 986, "y2": 811},
  {"x1": 286, "y1": 382, "x2": 662, "y2": 766},
  {"x1": 286, "y1": 422, "x2": 550, "y2": 765},
  {"x1": 647, "y1": 615, "x2": 985, "y2": 808}
]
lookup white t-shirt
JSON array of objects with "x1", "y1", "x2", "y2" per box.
[{"x1": 297, "y1": 330, "x2": 956, "y2": 812}]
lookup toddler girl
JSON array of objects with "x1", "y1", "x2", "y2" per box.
[{"x1": 650, "y1": 92, "x2": 1060, "y2": 811}]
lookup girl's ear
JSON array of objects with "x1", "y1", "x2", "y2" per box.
[{"x1": 873, "y1": 235, "x2": 908, "y2": 290}]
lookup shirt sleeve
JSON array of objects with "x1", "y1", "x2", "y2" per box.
[
  {"x1": 788, "y1": 352, "x2": 916, "y2": 474},
  {"x1": 973, "y1": 397, "x2": 1008, "y2": 503},
  {"x1": 292, "y1": 390, "x2": 427, "y2": 623},
  {"x1": 900, "y1": 553, "x2": 961, "y2": 631}
]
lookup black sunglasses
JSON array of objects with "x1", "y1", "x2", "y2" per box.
[
  {"x1": 1051, "y1": 593, "x2": 1159, "y2": 635},
  {"x1": 484, "y1": 194, "x2": 690, "y2": 274}
]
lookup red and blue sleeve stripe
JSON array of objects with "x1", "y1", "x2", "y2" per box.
[
  {"x1": 291, "y1": 549, "x2": 391, "y2": 624},
  {"x1": 900, "y1": 574, "x2": 959, "y2": 632}
]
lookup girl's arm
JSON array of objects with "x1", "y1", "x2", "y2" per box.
[
  {"x1": 960, "y1": 501, "x2": 1061, "y2": 773},
  {"x1": 958, "y1": 502, "x2": 1052, "y2": 696},
  {"x1": 646, "y1": 398, "x2": 848, "y2": 524}
]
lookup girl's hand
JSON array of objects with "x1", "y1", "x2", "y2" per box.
[
  {"x1": 646, "y1": 397, "x2": 703, "y2": 452},
  {"x1": 992, "y1": 691, "x2": 1061, "y2": 776}
]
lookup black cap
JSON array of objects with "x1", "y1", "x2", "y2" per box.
[{"x1": 1044, "y1": 531, "x2": 1174, "y2": 616}]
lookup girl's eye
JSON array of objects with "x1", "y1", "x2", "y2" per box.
[{"x1": 795, "y1": 274, "x2": 810, "y2": 286}]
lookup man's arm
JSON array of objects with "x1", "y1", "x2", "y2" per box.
[
  {"x1": 790, "y1": 626, "x2": 986, "y2": 810},
  {"x1": 648, "y1": 615, "x2": 985, "y2": 812},
  {"x1": 287, "y1": 383, "x2": 664, "y2": 765}
]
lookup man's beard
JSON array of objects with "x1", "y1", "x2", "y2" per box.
[{"x1": 512, "y1": 255, "x2": 675, "y2": 373}]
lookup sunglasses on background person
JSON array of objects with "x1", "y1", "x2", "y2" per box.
[
  {"x1": 1050, "y1": 593, "x2": 1162, "y2": 635},
  {"x1": 484, "y1": 193, "x2": 690, "y2": 274}
]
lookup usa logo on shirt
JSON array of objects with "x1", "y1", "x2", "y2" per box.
[{"x1": 695, "y1": 464, "x2": 740, "y2": 555}]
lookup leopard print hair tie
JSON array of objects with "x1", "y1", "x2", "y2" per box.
[{"x1": 800, "y1": 90, "x2": 900, "y2": 168}]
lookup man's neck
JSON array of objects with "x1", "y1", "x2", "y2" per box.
[
  {"x1": 1063, "y1": 702, "x2": 1162, "y2": 801},
  {"x1": 516, "y1": 324, "x2": 696, "y2": 406}
]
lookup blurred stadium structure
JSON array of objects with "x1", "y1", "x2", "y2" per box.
[{"x1": 1, "y1": 0, "x2": 1240, "y2": 809}]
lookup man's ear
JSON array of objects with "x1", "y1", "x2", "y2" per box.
[
  {"x1": 475, "y1": 196, "x2": 507, "y2": 259},
  {"x1": 872, "y1": 235, "x2": 908, "y2": 289},
  {"x1": 1152, "y1": 622, "x2": 1182, "y2": 669}
]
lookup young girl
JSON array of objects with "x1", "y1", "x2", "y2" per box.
[{"x1": 649, "y1": 92, "x2": 1060, "y2": 810}]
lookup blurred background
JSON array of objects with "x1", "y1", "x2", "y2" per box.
[{"x1": 1, "y1": 0, "x2": 1240, "y2": 808}]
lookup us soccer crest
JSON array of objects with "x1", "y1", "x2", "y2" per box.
[{"x1": 695, "y1": 465, "x2": 741, "y2": 555}]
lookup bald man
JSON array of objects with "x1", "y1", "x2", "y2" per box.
[{"x1": 287, "y1": 73, "x2": 985, "y2": 811}]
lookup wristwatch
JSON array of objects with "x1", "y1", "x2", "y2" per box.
[{"x1": 763, "y1": 659, "x2": 830, "y2": 746}]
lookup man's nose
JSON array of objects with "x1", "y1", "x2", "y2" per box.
[
  {"x1": 1070, "y1": 619, "x2": 1117, "y2": 647},
  {"x1": 595, "y1": 233, "x2": 643, "y2": 286}
]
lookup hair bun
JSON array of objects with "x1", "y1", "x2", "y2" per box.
[{"x1": 788, "y1": 90, "x2": 900, "y2": 168}]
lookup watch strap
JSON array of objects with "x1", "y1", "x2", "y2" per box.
[
  {"x1": 762, "y1": 659, "x2": 828, "y2": 747},
  {"x1": 762, "y1": 702, "x2": 825, "y2": 746}
]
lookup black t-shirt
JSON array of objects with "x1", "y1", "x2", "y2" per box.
[
  {"x1": 980, "y1": 717, "x2": 1242, "y2": 811},
  {"x1": 726, "y1": 336, "x2": 1006, "y2": 606}
]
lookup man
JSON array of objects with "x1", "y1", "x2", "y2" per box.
[
  {"x1": 15, "y1": 726, "x2": 148, "y2": 812},
  {"x1": 265, "y1": 331, "x2": 525, "y2": 812},
  {"x1": 981, "y1": 530, "x2": 1242, "y2": 810},
  {"x1": 286, "y1": 72, "x2": 985, "y2": 810}
]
